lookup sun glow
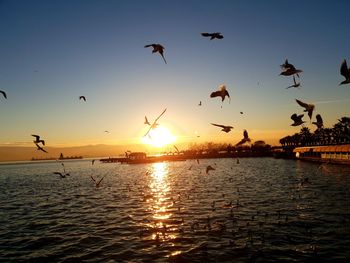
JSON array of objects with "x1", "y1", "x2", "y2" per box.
[{"x1": 141, "y1": 126, "x2": 176, "y2": 147}]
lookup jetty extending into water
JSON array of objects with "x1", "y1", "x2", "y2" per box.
[{"x1": 100, "y1": 150, "x2": 272, "y2": 164}]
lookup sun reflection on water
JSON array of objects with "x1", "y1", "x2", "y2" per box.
[{"x1": 146, "y1": 162, "x2": 177, "y2": 241}]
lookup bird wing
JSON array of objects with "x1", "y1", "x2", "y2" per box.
[
  {"x1": 31, "y1": 134, "x2": 40, "y2": 140},
  {"x1": 90, "y1": 175, "x2": 96, "y2": 183},
  {"x1": 53, "y1": 172, "x2": 62, "y2": 176},
  {"x1": 0, "y1": 90, "x2": 7, "y2": 99},
  {"x1": 210, "y1": 90, "x2": 221, "y2": 98},
  {"x1": 144, "y1": 44, "x2": 154, "y2": 48},
  {"x1": 144, "y1": 116, "x2": 150, "y2": 125},
  {"x1": 79, "y1": 96, "x2": 86, "y2": 101},
  {"x1": 340, "y1": 59, "x2": 350, "y2": 79},
  {"x1": 153, "y1": 108, "x2": 167, "y2": 124},
  {"x1": 295, "y1": 99, "x2": 309, "y2": 109},
  {"x1": 174, "y1": 145, "x2": 179, "y2": 153},
  {"x1": 160, "y1": 53, "x2": 167, "y2": 64},
  {"x1": 211, "y1": 123, "x2": 225, "y2": 128},
  {"x1": 97, "y1": 176, "x2": 105, "y2": 186},
  {"x1": 201, "y1": 33, "x2": 212, "y2": 37},
  {"x1": 291, "y1": 114, "x2": 300, "y2": 122}
]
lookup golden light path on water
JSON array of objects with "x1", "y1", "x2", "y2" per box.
[{"x1": 147, "y1": 162, "x2": 177, "y2": 242}]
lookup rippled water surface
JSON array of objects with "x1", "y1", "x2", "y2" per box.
[{"x1": 1, "y1": 158, "x2": 350, "y2": 262}]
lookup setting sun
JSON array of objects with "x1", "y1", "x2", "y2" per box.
[{"x1": 141, "y1": 126, "x2": 176, "y2": 147}]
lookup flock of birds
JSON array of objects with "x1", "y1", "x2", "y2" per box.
[
  {"x1": 284, "y1": 58, "x2": 350, "y2": 129},
  {"x1": 1, "y1": 31, "x2": 350, "y2": 157}
]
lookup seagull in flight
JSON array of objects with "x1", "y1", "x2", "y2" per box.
[
  {"x1": 210, "y1": 84, "x2": 230, "y2": 103},
  {"x1": 211, "y1": 123, "x2": 233, "y2": 133},
  {"x1": 280, "y1": 59, "x2": 302, "y2": 77},
  {"x1": 0, "y1": 90, "x2": 7, "y2": 99},
  {"x1": 79, "y1": 96, "x2": 86, "y2": 101},
  {"x1": 291, "y1": 113, "x2": 305, "y2": 126},
  {"x1": 144, "y1": 108, "x2": 167, "y2": 137},
  {"x1": 91, "y1": 175, "x2": 105, "y2": 188},
  {"x1": 201, "y1": 32, "x2": 224, "y2": 40},
  {"x1": 312, "y1": 114, "x2": 324, "y2": 129},
  {"x1": 144, "y1": 44, "x2": 167, "y2": 64},
  {"x1": 236, "y1": 130, "x2": 251, "y2": 146},
  {"x1": 31, "y1": 134, "x2": 45, "y2": 145},
  {"x1": 296, "y1": 99, "x2": 315, "y2": 121},
  {"x1": 35, "y1": 142, "x2": 48, "y2": 153},
  {"x1": 286, "y1": 75, "x2": 301, "y2": 89},
  {"x1": 340, "y1": 59, "x2": 350, "y2": 85}
]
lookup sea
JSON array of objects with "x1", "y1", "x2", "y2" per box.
[{"x1": 1, "y1": 157, "x2": 350, "y2": 263}]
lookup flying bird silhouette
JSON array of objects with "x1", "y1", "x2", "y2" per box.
[
  {"x1": 206, "y1": 165, "x2": 215, "y2": 174},
  {"x1": 312, "y1": 114, "x2": 324, "y2": 129},
  {"x1": 201, "y1": 32, "x2": 224, "y2": 40},
  {"x1": 340, "y1": 59, "x2": 350, "y2": 85},
  {"x1": 35, "y1": 143, "x2": 48, "y2": 153},
  {"x1": 0, "y1": 90, "x2": 7, "y2": 99},
  {"x1": 296, "y1": 99, "x2": 315, "y2": 120},
  {"x1": 211, "y1": 123, "x2": 233, "y2": 133},
  {"x1": 144, "y1": 108, "x2": 167, "y2": 137},
  {"x1": 210, "y1": 84, "x2": 230, "y2": 103},
  {"x1": 79, "y1": 96, "x2": 86, "y2": 101},
  {"x1": 31, "y1": 134, "x2": 45, "y2": 145},
  {"x1": 280, "y1": 59, "x2": 302, "y2": 77},
  {"x1": 291, "y1": 113, "x2": 305, "y2": 126},
  {"x1": 236, "y1": 130, "x2": 251, "y2": 146},
  {"x1": 91, "y1": 175, "x2": 104, "y2": 188},
  {"x1": 144, "y1": 44, "x2": 167, "y2": 64},
  {"x1": 198, "y1": 101, "x2": 202, "y2": 106},
  {"x1": 286, "y1": 75, "x2": 301, "y2": 89}
]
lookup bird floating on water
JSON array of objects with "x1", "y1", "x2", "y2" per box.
[
  {"x1": 312, "y1": 114, "x2": 324, "y2": 129},
  {"x1": 290, "y1": 113, "x2": 305, "y2": 126},
  {"x1": 340, "y1": 59, "x2": 350, "y2": 85},
  {"x1": 280, "y1": 59, "x2": 302, "y2": 77},
  {"x1": 53, "y1": 172, "x2": 68, "y2": 178},
  {"x1": 296, "y1": 99, "x2": 315, "y2": 121},
  {"x1": 31, "y1": 134, "x2": 45, "y2": 145},
  {"x1": 210, "y1": 84, "x2": 230, "y2": 103},
  {"x1": 0, "y1": 90, "x2": 7, "y2": 99},
  {"x1": 144, "y1": 44, "x2": 167, "y2": 64},
  {"x1": 79, "y1": 96, "x2": 86, "y2": 101},
  {"x1": 206, "y1": 165, "x2": 215, "y2": 174},
  {"x1": 236, "y1": 130, "x2": 251, "y2": 146},
  {"x1": 144, "y1": 108, "x2": 167, "y2": 137},
  {"x1": 211, "y1": 123, "x2": 233, "y2": 133},
  {"x1": 201, "y1": 32, "x2": 224, "y2": 40}
]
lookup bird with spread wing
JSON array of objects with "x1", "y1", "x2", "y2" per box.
[
  {"x1": 144, "y1": 108, "x2": 167, "y2": 137},
  {"x1": 211, "y1": 123, "x2": 233, "y2": 133}
]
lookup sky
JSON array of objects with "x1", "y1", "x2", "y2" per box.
[{"x1": 1, "y1": 0, "x2": 350, "y2": 151}]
